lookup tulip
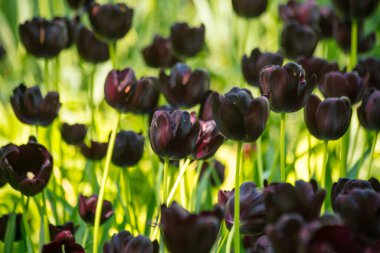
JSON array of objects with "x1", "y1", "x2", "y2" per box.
[
  {"x1": 298, "y1": 57, "x2": 339, "y2": 86},
  {"x1": 19, "y1": 17, "x2": 69, "y2": 58},
  {"x1": 211, "y1": 87, "x2": 270, "y2": 141},
  {"x1": 75, "y1": 24, "x2": 110, "y2": 63},
  {"x1": 304, "y1": 95, "x2": 352, "y2": 141},
  {"x1": 358, "y1": 89, "x2": 380, "y2": 131},
  {"x1": 160, "y1": 202, "x2": 223, "y2": 253},
  {"x1": 103, "y1": 230, "x2": 159, "y2": 253},
  {"x1": 67, "y1": 0, "x2": 93, "y2": 10},
  {"x1": 232, "y1": 0, "x2": 268, "y2": 18},
  {"x1": 49, "y1": 222, "x2": 76, "y2": 240},
  {"x1": 142, "y1": 35, "x2": 178, "y2": 68},
  {"x1": 149, "y1": 110, "x2": 200, "y2": 160},
  {"x1": 319, "y1": 6, "x2": 339, "y2": 38},
  {"x1": 42, "y1": 230, "x2": 85, "y2": 253},
  {"x1": 199, "y1": 91, "x2": 214, "y2": 121},
  {"x1": 332, "y1": 0, "x2": 379, "y2": 21},
  {"x1": 263, "y1": 180, "x2": 326, "y2": 223},
  {"x1": 111, "y1": 131, "x2": 144, "y2": 167},
  {"x1": 78, "y1": 194, "x2": 114, "y2": 225},
  {"x1": 242, "y1": 48, "x2": 284, "y2": 87},
  {"x1": 170, "y1": 23, "x2": 205, "y2": 57},
  {"x1": 149, "y1": 105, "x2": 178, "y2": 127},
  {"x1": 0, "y1": 214, "x2": 22, "y2": 242},
  {"x1": 0, "y1": 137, "x2": 53, "y2": 196},
  {"x1": 104, "y1": 68, "x2": 160, "y2": 114},
  {"x1": 279, "y1": 0, "x2": 320, "y2": 26},
  {"x1": 243, "y1": 235, "x2": 272, "y2": 253},
  {"x1": 159, "y1": 63, "x2": 210, "y2": 108},
  {"x1": 355, "y1": 57, "x2": 380, "y2": 89},
  {"x1": 11, "y1": 84, "x2": 61, "y2": 127},
  {"x1": 53, "y1": 17, "x2": 79, "y2": 49},
  {"x1": 61, "y1": 123, "x2": 87, "y2": 145},
  {"x1": 79, "y1": 140, "x2": 108, "y2": 160},
  {"x1": 199, "y1": 159, "x2": 225, "y2": 187},
  {"x1": 222, "y1": 182, "x2": 267, "y2": 234},
  {"x1": 280, "y1": 22, "x2": 319, "y2": 59}
]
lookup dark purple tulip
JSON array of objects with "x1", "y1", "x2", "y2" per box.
[
  {"x1": 160, "y1": 202, "x2": 223, "y2": 253},
  {"x1": 53, "y1": 17, "x2": 79, "y2": 49},
  {"x1": 199, "y1": 159, "x2": 225, "y2": 187},
  {"x1": 79, "y1": 140, "x2": 108, "y2": 160},
  {"x1": 11, "y1": 84, "x2": 61, "y2": 127},
  {"x1": 61, "y1": 123, "x2": 87, "y2": 145},
  {"x1": 148, "y1": 105, "x2": 178, "y2": 128},
  {"x1": 232, "y1": 0, "x2": 268, "y2": 18},
  {"x1": 67, "y1": 0, "x2": 94, "y2": 10},
  {"x1": 0, "y1": 138, "x2": 52, "y2": 196},
  {"x1": 103, "y1": 230, "x2": 159, "y2": 253},
  {"x1": 170, "y1": 22, "x2": 205, "y2": 57},
  {"x1": 19, "y1": 17, "x2": 69, "y2": 58},
  {"x1": 89, "y1": 3, "x2": 133, "y2": 41},
  {"x1": 304, "y1": 95, "x2": 352, "y2": 141},
  {"x1": 149, "y1": 110, "x2": 200, "y2": 160},
  {"x1": 280, "y1": 22, "x2": 319, "y2": 59},
  {"x1": 142, "y1": 35, "x2": 178, "y2": 68},
  {"x1": 0, "y1": 214, "x2": 22, "y2": 242},
  {"x1": 199, "y1": 91, "x2": 214, "y2": 121},
  {"x1": 320, "y1": 71, "x2": 365, "y2": 104},
  {"x1": 357, "y1": 89, "x2": 380, "y2": 131},
  {"x1": 211, "y1": 87, "x2": 270, "y2": 142},
  {"x1": 159, "y1": 63, "x2": 210, "y2": 108},
  {"x1": 243, "y1": 235, "x2": 272, "y2": 253},
  {"x1": 332, "y1": 0, "x2": 379, "y2": 21},
  {"x1": 298, "y1": 57, "x2": 339, "y2": 86},
  {"x1": 279, "y1": 0, "x2": 320, "y2": 26},
  {"x1": 319, "y1": 6, "x2": 339, "y2": 38},
  {"x1": 222, "y1": 182, "x2": 267, "y2": 234},
  {"x1": 355, "y1": 57, "x2": 380, "y2": 89},
  {"x1": 104, "y1": 68, "x2": 160, "y2": 114},
  {"x1": 78, "y1": 194, "x2": 114, "y2": 225},
  {"x1": 75, "y1": 24, "x2": 110, "y2": 63},
  {"x1": 42, "y1": 230, "x2": 85, "y2": 253},
  {"x1": 333, "y1": 20, "x2": 376, "y2": 53},
  {"x1": 260, "y1": 62, "x2": 316, "y2": 113},
  {"x1": 49, "y1": 222, "x2": 76, "y2": 240},
  {"x1": 263, "y1": 180, "x2": 326, "y2": 223},
  {"x1": 242, "y1": 48, "x2": 284, "y2": 87},
  {"x1": 112, "y1": 131, "x2": 144, "y2": 167}
]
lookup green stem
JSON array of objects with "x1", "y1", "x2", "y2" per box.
[
  {"x1": 41, "y1": 191, "x2": 50, "y2": 243},
  {"x1": 162, "y1": 158, "x2": 169, "y2": 204},
  {"x1": 340, "y1": 128, "x2": 350, "y2": 178},
  {"x1": 44, "y1": 59, "x2": 49, "y2": 91},
  {"x1": 33, "y1": 0, "x2": 40, "y2": 16},
  {"x1": 234, "y1": 142, "x2": 243, "y2": 253},
  {"x1": 308, "y1": 134, "x2": 312, "y2": 178},
  {"x1": 92, "y1": 112, "x2": 121, "y2": 253},
  {"x1": 123, "y1": 169, "x2": 140, "y2": 234},
  {"x1": 81, "y1": 227, "x2": 89, "y2": 248},
  {"x1": 280, "y1": 113, "x2": 286, "y2": 181},
  {"x1": 89, "y1": 65, "x2": 97, "y2": 137},
  {"x1": 349, "y1": 19, "x2": 358, "y2": 71},
  {"x1": 109, "y1": 42, "x2": 118, "y2": 69},
  {"x1": 54, "y1": 56, "x2": 60, "y2": 92},
  {"x1": 368, "y1": 131, "x2": 378, "y2": 178},
  {"x1": 321, "y1": 141, "x2": 328, "y2": 212},
  {"x1": 166, "y1": 159, "x2": 191, "y2": 205},
  {"x1": 256, "y1": 137, "x2": 263, "y2": 187},
  {"x1": 216, "y1": 229, "x2": 229, "y2": 253},
  {"x1": 20, "y1": 195, "x2": 34, "y2": 253},
  {"x1": 226, "y1": 225, "x2": 235, "y2": 253}
]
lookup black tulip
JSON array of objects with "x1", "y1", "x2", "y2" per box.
[
  {"x1": 161, "y1": 202, "x2": 223, "y2": 253},
  {"x1": 298, "y1": 57, "x2": 339, "y2": 86},
  {"x1": 149, "y1": 110, "x2": 200, "y2": 160},
  {"x1": 149, "y1": 105, "x2": 178, "y2": 128},
  {"x1": 332, "y1": 0, "x2": 379, "y2": 21},
  {"x1": 199, "y1": 159, "x2": 225, "y2": 187},
  {"x1": 279, "y1": 0, "x2": 320, "y2": 26},
  {"x1": 11, "y1": 84, "x2": 61, "y2": 127},
  {"x1": 199, "y1": 91, "x2": 214, "y2": 121},
  {"x1": 170, "y1": 22, "x2": 205, "y2": 57},
  {"x1": 67, "y1": 0, "x2": 94, "y2": 10},
  {"x1": 243, "y1": 235, "x2": 272, "y2": 253},
  {"x1": 53, "y1": 17, "x2": 79, "y2": 49},
  {"x1": 89, "y1": 3, "x2": 133, "y2": 41},
  {"x1": 358, "y1": 89, "x2": 380, "y2": 131},
  {"x1": 260, "y1": 62, "x2": 316, "y2": 113},
  {"x1": 242, "y1": 48, "x2": 284, "y2": 87},
  {"x1": 79, "y1": 140, "x2": 108, "y2": 160},
  {"x1": 304, "y1": 95, "x2": 352, "y2": 141},
  {"x1": 355, "y1": 57, "x2": 380, "y2": 89},
  {"x1": 103, "y1": 230, "x2": 159, "y2": 253},
  {"x1": 0, "y1": 214, "x2": 22, "y2": 242},
  {"x1": 49, "y1": 222, "x2": 76, "y2": 240},
  {"x1": 211, "y1": 87, "x2": 270, "y2": 142},
  {"x1": 232, "y1": 0, "x2": 268, "y2": 18},
  {"x1": 142, "y1": 35, "x2": 178, "y2": 68},
  {"x1": 112, "y1": 131, "x2": 144, "y2": 167},
  {"x1": 280, "y1": 22, "x2": 319, "y2": 59},
  {"x1": 0, "y1": 137, "x2": 53, "y2": 196},
  {"x1": 42, "y1": 230, "x2": 85, "y2": 253},
  {"x1": 78, "y1": 194, "x2": 114, "y2": 225},
  {"x1": 61, "y1": 123, "x2": 87, "y2": 145},
  {"x1": 319, "y1": 6, "x2": 339, "y2": 38},
  {"x1": 19, "y1": 17, "x2": 69, "y2": 58},
  {"x1": 159, "y1": 63, "x2": 210, "y2": 108},
  {"x1": 75, "y1": 24, "x2": 110, "y2": 63}
]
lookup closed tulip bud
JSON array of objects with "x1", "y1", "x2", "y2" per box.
[
  {"x1": 242, "y1": 48, "x2": 284, "y2": 87},
  {"x1": 53, "y1": 17, "x2": 79, "y2": 49},
  {"x1": 358, "y1": 89, "x2": 380, "y2": 131},
  {"x1": 170, "y1": 22, "x2": 205, "y2": 57},
  {"x1": 142, "y1": 35, "x2": 178, "y2": 68},
  {"x1": 0, "y1": 214, "x2": 22, "y2": 242},
  {"x1": 355, "y1": 57, "x2": 380, "y2": 90},
  {"x1": 61, "y1": 123, "x2": 87, "y2": 145},
  {"x1": 19, "y1": 17, "x2": 69, "y2": 58},
  {"x1": 112, "y1": 131, "x2": 144, "y2": 167},
  {"x1": 0, "y1": 137, "x2": 53, "y2": 196},
  {"x1": 280, "y1": 22, "x2": 319, "y2": 59},
  {"x1": 260, "y1": 62, "x2": 316, "y2": 113},
  {"x1": 149, "y1": 110, "x2": 200, "y2": 160},
  {"x1": 11, "y1": 84, "x2": 61, "y2": 127},
  {"x1": 332, "y1": 0, "x2": 379, "y2": 21},
  {"x1": 298, "y1": 57, "x2": 339, "y2": 86},
  {"x1": 78, "y1": 194, "x2": 114, "y2": 225},
  {"x1": 279, "y1": 0, "x2": 320, "y2": 26},
  {"x1": 232, "y1": 0, "x2": 268, "y2": 18},
  {"x1": 161, "y1": 202, "x2": 223, "y2": 253},
  {"x1": 211, "y1": 87, "x2": 270, "y2": 142},
  {"x1": 305, "y1": 95, "x2": 352, "y2": 140},
  {"x1": 149, "y1": 105, "x2": 178, "y2": 128},
  {"x1": 199, "y1": 160, "x2": 225, "y2": 187},
  {"x1": 79, "y1": 140, "x2": 108, "y2": 160},
  {"x1": 103, "y1": 230, "x2": 159, "y2": 253},
  {"x1": 49, "y1": 222, "x2": 76, "y2": 240},
  {"x1": 67, "y1": 0, "x2": 93, "y2": 10},
  {"x1": 89, "y1": 3, "x2": 133, "y2": 41},
  {"x1": 319, "y1": 6, "x2": 339, "y2": 38},
  {"x1": 263, "y1": 180, "x2": 326, "y2": 223},
  {"x1": 75, "y1": 24, "x2": 110, "y2": 63},
  {"x1": 159, "y1": 63, "x2": 210, "y2": 108}
]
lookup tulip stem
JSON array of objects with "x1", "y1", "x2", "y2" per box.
[
  {"x1": 340, "y1": 128, "x2": 350, "y2": 178},
  {"x1": 349, "y1": 19, "x2": 358, "y2": 71},
  {"x1": 20, "y1": 194, "x2": 34, "y2": 253},
  {"x1": 280, "y1": 113, "x2": 286, "y2": 181},
  {"x1": 256, "y1": 137, "x2": 264, "y2": 187},
  {"x1": 54, "y1": 55, "x2": 60, "y2": 92},
  {"x1": 321, "y1": 141, "x2": 328, "y2": 190},
  {"x1": 166, "y1": 158, "x2": 191, "y2": 205},
  {"x1": 41, "y1": 191, "x2": 50, "y2": 243},
  {"x1": 226, "y1": 225, "x2": 234, "y2": 253},
  {"x1": 234, "y1": 141, "x2": 243, "y2": 253},
  {"x1": 162, "y1": 157, "x2": 169, "y2": 203},
  {"x1": 368, "y1": 131, "x2": 378, "y2": 178},
  {"x1": 44, "y1": 59, "x2": 49, "y2": 91},
  {"x1": 89, "y1": 65, "x2": 97, "y2": 137},
  {"x1": 109, "y1": 42, "x2": 118, "y2": 69},
  {"x1": 92, "y1": 112, "x2": 121, "y2": 253}
]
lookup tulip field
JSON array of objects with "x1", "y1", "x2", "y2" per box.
[{"x1": 1, "y1": 0, "x2": 380, "y2": 252}]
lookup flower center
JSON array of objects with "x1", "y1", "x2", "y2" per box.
[{"x1": 26, "y1": 171, "x2": 36, "y2": 180}]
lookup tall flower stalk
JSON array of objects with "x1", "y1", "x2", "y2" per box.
[{"x1": 234, "y1": 142, "x2": 243, "y2": 253}]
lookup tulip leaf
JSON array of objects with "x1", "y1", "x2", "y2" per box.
[
  {"x1": 347, "y1": 146, "x2": 371, "y2": 178},
  {"x1": 4, "y1": 212, "x2": 16, "y2": 253}
]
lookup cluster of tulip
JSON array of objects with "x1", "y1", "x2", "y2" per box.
[{"x1": 0, "y1": 0, "x2": 379, "y2": 252}]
